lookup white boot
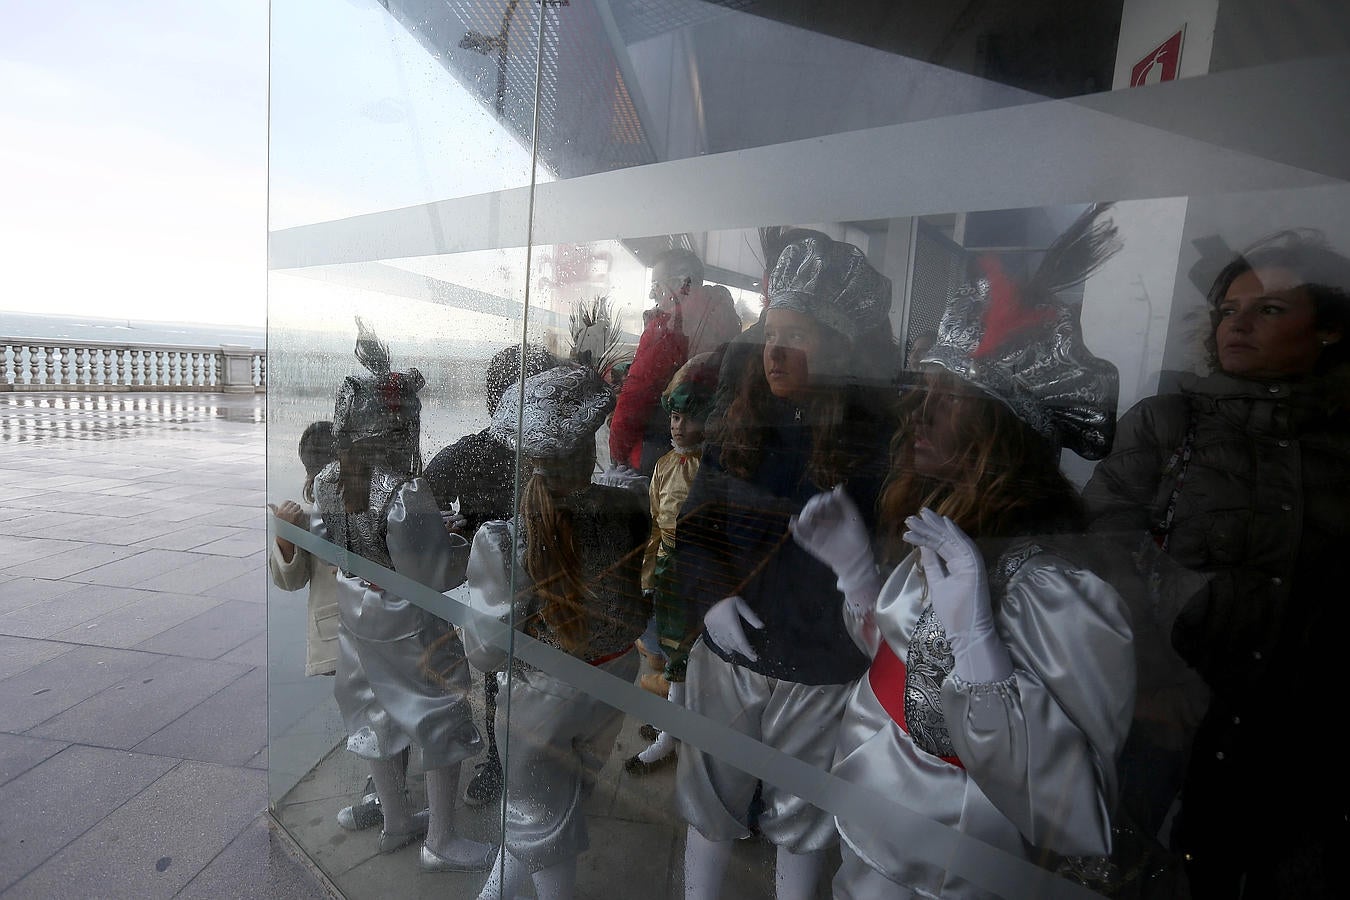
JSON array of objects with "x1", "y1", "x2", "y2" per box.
[
  {"x1": 532, "y1": 856, "x2": 578, "y2": 900},
  {"x1": 369, "y1": 755, "x2": 422, "y2": 853},
  {"x1": 476, "y1": 846, "x2": 531, "y2": 900},
  {"x1": 419, "y1": 763, "x2": 496, "y2": 872},
  {"x1": 684, "y1": 825, "x2": 733, "y2": 900},
  {"x1": 774, "y1": 845, "x2": 826, "y2": 900}
]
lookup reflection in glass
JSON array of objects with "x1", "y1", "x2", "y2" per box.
[{"x1": 266, "y1": 1, "x2": 1350, "y2": 896}]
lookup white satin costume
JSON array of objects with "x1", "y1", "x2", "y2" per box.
[
  {"x1": 461, "y1": 483, "x2": 649, "y2": 873},
  {"x1": 315, "y1": 472, "x2": 482, "y2": 771},
  {"x1": 831, "y1": 542, "x2": 1136, "y2": 899}
]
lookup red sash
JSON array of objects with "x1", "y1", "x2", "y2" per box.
[{"x1": 869, "y1": 640, "x2": 964, "y2": 768}]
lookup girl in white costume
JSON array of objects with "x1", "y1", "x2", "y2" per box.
[
  {"x1": 675, "y1": 232, "x2": 897, "y2": 900},
  {"x1": 793, "y1": 206, "x2": 1138, "y2": 898},
  {"x1": 462, "y1": 363, "x2": 650, "y2": 900},
  {"x1": 270, "y1": 420, "x2": 395, "y2": 832},
  {"x1": 315, "y1": 320, "x2": 496, "y2": 872}
]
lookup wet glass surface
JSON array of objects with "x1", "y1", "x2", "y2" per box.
[{"x1": 266, "y1": 2, "x2": 1350, "y2": 898}]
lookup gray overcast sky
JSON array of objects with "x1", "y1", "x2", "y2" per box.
[
  {"x1": 1, "y1": 0, "x2": 267, "y2": 327},
  {"x1": 0, "y1": 0, "x2": 545, "y2": 331}
]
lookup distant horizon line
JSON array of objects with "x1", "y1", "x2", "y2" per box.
[{"x1": 1, "y1": 309, "x2": 265, "y2": 333}]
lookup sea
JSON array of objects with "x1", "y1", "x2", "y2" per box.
[
  {"x1": 1, "y1": 309, "x2": 609, "y2": 500},
  {"x1": 0, "y1": 311, "x2": 266, "y2": 348}
]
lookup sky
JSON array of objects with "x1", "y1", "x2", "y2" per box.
[
  {"x1": 0, "y1": 0, "x2": 573, "y2": 333},
  {"x1": 0, "y1": 0, "x2": 269, "y2": 328}
]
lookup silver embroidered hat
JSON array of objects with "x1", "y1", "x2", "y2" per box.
[
  {"x1": 921, "y1": 204, "x2": 1122, "y2": 460},
  {"x1": 490, "y1": 363, "x2": 615, "y2": 460},
  {"x1": 766, "y1": 233, "x2": 892, "y2": 341},
  {"x1": 332, "y1": 317, "x2": 424, "y2": 470}
]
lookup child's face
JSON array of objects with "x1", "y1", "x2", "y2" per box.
[{"x1": 670, "y1": 411, "x2": 705, "y2": 448}]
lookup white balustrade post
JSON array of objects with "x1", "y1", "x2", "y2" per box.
[{"x1": 220, "y1": 345, "x2": 256, "y2": 393}]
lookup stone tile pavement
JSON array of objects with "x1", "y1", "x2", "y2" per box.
[
  {"x1": 0, "y1": 391, "x2": 815, "y2": 899},
  {"x1": 0, "y1": 392, "x2": 330, "y2": 899}
]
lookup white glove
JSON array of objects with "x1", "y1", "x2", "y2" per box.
[
  {"x1": 593, "y1": 464, "x2": 650, "y2": 495},
  {"x1": 441, "y1": 510, "x2": 469, "y2": 537},
  {"x1": 703, "y1": 595, "x2": 763, "y2": 662},
  {"x1": 791, "y1": 485, "x2": 882, "y2": 620},
  {"x1": 902, "y1": 508, "x2": 1012, "y2": 683}
]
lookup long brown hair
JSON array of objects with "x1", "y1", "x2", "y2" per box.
[
  {"x1": 714, "y1": 325, "x2": 890, "y2": 489},
  {"x1": 877, "y1": 370, "x2": 1083, "y2": 563},
  {"x1": 518, "y1": 452, "x2": 595, "y2": 654}
]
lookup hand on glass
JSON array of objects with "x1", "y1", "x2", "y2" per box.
[
  {"x1": 441, "y1": 511, "x2": 469, "y2": 538},
  {"x1": 703, "y1": 595, "x2": 763, "y2": 662},
  {"x1": 902, "y1": 508, "x2": 1011, "y2": 682},
  {"x1": 269, "y1": 500, "x2": 309, "y2": 528},
  {"x1": 791, "y1": 485, "x2": 873, "y2": 580},
  {"x1": 268, "y1": 500, "x2": 308, "y2": 563},
  {"x1": 792, "y1": 485, "x2": 882, "y2": 618},
  {"x1": 594, "y1": 464, "x2": 649, "y2": 492}
]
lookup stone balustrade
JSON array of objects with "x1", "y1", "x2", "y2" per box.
[{"x1": 1, "y1": 337, "x2": 266, "y2": 393}]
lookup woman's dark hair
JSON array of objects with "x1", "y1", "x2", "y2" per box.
[
  {"x1": 877, "y1": 370, "x2": 1084, "y2": 563},
  {"x1": 298, "y1": 420, "x2": 335, "y2": 502},
  {"x1": 713, "y1": 319, "x2": 896, "y2": 490},
  {"x1": 1205, "y1": 229, "x2": 1350, "y2": 375}
]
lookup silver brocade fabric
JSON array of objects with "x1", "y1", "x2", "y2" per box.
[
  {"x1": 765, "y1": 234, "x2": 892, "y2": 341},
  {"x1": 903, "y1": 543, "x2": 1050, "y2": 764},
  {"x1": 902, "y1": 605, "x2": 958, "y2": 761},
  {"x1": 489, "y1": 363, "x2": 614, "y2": 460},
  {"x1": 313, "y1": 462, "x2": 404, "y2": 574},
  {"x1": 831, "y1": 549, "x2": 1136, "y2": 898},
  {"x1": 331, "y1": 369, "x2": 423, "y2": 470},
  {"x1": 922, "y1": 280, "x2": 1119, "y2": 460}
]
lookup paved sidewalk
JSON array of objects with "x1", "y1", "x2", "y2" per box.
[
  {"x1": 0, "y1": 391, "x2": 820, "y2": 899},
  {"x1": 0, "y1": 392, "x2": 329, "y2": 899}
]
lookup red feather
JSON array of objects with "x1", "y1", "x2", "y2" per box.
[{"x1": 972, "y1": 256, "x2": 1055, "y2": 360}]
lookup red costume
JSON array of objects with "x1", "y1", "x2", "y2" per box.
[{"x1": 609, "y1": 286, "x2": 740, "y2": 472}]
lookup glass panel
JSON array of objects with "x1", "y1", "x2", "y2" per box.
[
  {"x1": 268, "y1": 1, "x2": 1350, "y2": 897},
  {"x1": 265, "y1": 0, "x2": 542, "y2": 892}
]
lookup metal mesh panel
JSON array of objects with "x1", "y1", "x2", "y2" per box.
[{"x1": 905, "y1": 221, "x2": 967, "y2": 363}]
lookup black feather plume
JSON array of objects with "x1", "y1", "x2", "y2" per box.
[
  {"x1": 1028, "y1": 203, "x2": 1122, "y2": 301},
  {"x1": 569, "y1": 296, "x2": 631, "y2": 375},
  {"x1": 353, "y1": 316, "x2": 391, "y2": 376},
  {"x1": 759, "y1": 226, "x2": 789, "y2": 278}
]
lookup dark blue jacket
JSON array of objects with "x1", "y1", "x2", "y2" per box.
[{"x1": 676, "y1": 393, "x2": 891, "y2": 685}]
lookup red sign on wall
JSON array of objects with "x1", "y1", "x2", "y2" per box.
[{"x1": 1130, "y1": 28, "x2": 1185, "y2": 87}]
